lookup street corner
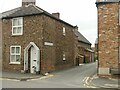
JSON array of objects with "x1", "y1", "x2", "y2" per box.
[
  {"x1": 88, "y1": 74, "x2": 120, "y2": 88},
  {"x1": 27, "y1": 74, "x2": 54, "y2": 81},
  {"x1": 39, "y1": 74, "x2": 54, "y2": 80},
  {"x1": 1, "y1": 74, "x2": 54, "y2": 82}
]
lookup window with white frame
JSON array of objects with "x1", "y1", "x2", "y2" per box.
[
  {"x1": 10, "y1": 46, "x2": 21, "y2": 64},
  {"x1": 12, "y1": 17, "x2": 23, "y2": 35},
  {"x1": 63, "y1": 27, "x2": 66, "y2": 36},
  {"x1": 63, "y1": 51, "x2": 66, "y2": 61},
  {"x1": 119, "y1": 9, "x2": 120, "y2": 25},
  {"x1": 118, "y1": 46, "x2": 120, "y2": 63}
]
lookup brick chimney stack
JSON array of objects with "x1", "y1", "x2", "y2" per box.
[
  {"x1": 52, "y1": 13, "x2": 60, "y2": 19},
  {"x1": 22, "y1": 0, "x2": 36, "y2": 6},
  {"x1": 74, "y1": 25, "x2": 78, "y2": 31}
]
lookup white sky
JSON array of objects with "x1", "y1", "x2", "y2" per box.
[{"x1": 0, "y1": 0, "x2": 97, "y2": 47}]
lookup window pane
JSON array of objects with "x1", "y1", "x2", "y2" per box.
[
  {"x1": 13, "y1": 19, "x2": 18, "y2": 26},
  {"x1": 11, "y1": 47, "x2": 15, "y2": 53},
  {"x1": 17, "y1": 27, "x2": 22, "y2": 33},
  {"x1": 11, "y1": 55, "x2": 16, "y2": 62},
  {"x1": 18, "y1": 18, "x2": 22, "y2": 25},
  {"x1": 16, "y1": 55, "x2": 20, "y2": 62},
  {"x1": 13, "y1": 27, "x2": 17, "y2": 34},
  {"x1": 10, "y1": 46, "x2": 21, "y2": 63},
  {"x1": 16, "y1": 47, "x2": 20, "y2": 54},
  {"x1": 63, "y1": 27, "x2": 66, "y2": 36},
  {"x1": 12, "y1": 18, "x2": 23, "y2": 35}
]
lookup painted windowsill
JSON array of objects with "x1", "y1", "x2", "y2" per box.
[
  {"x1": 11, "y1": 34, "x2": 23, "y2": 36},
  {"x1": 9, "y1": 62, "x2": 21, "y2": 65}
]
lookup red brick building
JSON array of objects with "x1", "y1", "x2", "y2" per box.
[
  {"x1": 1, "y1": 0, "x2": 93, "y2": 74},
  {"x1": 96, "y1": 0, "x2": 120, "y2": 76},
  {"x1": 1, "y1": 0, "x2": 76, "y2": 74},
  {"x1": 74, "y1": 26, "x2": 94, "y2": 66}
]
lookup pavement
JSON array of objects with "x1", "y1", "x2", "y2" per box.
[
  {"x1": 0, "y1": 71, "x2": 53, "y2": 81},
  {"x1": 87, "y1": 74, "x2": 120, "y2": 89}
]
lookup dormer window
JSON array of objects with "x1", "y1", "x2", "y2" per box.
[
  {"x1": 63, "y1": 27, "x2": 66, "y2": 36},
  {"x1": 12, "y1": 17, "x2": 23, "y2": 35}
]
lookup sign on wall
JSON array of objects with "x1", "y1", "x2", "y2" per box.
[{"x1": 44, "y1": 42, "x2": 53, "y2": 46}]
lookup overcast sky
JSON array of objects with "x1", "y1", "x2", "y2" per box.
[{"x1": 0, "y1": 0, "x2": 97, "y2": 47}]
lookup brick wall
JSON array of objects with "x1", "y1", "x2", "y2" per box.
[
  {"x1": 97, "y1": 2, "x2": 119, "y2": 75},
  {"x1": 42, "y1": 15, "x2": 75, "y2": 71},
  {"x1": 2, "y1": 15, "x2": 43, "y2": 71},
  {"x1": 74, "y1": 33, "x2": 93, "y2": 65},
  {"x1": 2, "y1": 14, "x2": 76, "y2": 73},
  {"x1": 77, "y1": 46, "x2": 92, "y2": 63}
]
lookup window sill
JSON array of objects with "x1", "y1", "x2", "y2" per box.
[
  {"x1": 9, "y1": 62, "x2": 21, "y2": 65},
  {"x1": 11, "y1": 34, "x2": 23, "y2": 36}
]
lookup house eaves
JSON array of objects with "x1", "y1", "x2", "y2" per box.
[{"x1": 78, "y1": 40, "x2": 91, "y2": 45}]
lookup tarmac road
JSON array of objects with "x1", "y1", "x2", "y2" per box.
[{"x1": 2, "y1": 62, "x2": 97, "y2": 88}]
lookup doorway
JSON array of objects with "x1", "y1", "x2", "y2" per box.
[{"x1": 24, "y1": 42, "x2": 40, "y2": 74}]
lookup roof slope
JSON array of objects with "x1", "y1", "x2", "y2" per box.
[
  {"x1": 96, "y1": 0, "x2": 120, "y2": 4},
  {"x1": 1, "y1": 4, "x2": 74, "y2": 27},
  {"x1": 1, "y1": 5, "x2": 46, "y2": 18},
  {"x1": 96, "y1": 0, "x2": 119, "y2": 3},
  {"x1": 0, "y1": 7, "x2": 21, "y2": 19},
  {"x1": 74, "y1": 30, "x2": 91, "y2": 45}
]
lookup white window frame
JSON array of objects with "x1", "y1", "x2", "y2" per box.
[
  {"x1": 119, "y1": 9, "x2": 120, "y2": 25},
  {"x1": 63, "y1": 51, "x2": 66, "y2": 61},
  {"x1": 12, "y1": 17, "x2": 23, "y2": 36},
  {"x1": 63, "y1": 27, "x2": 66, "y2": 36},
  {"x1": 10, "y1": 45, "x2": 21, "y2": 64},
  {"x1": 118, "y1": 46, "x2": 120, "y2": 63}
]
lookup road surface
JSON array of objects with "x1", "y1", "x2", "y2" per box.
[{"x1": 2, "y1": 62, "x2": 97, "y2": 88}]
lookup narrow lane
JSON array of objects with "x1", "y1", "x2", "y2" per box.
[{"x1": 2, "y1": 62, "x2": 97, "y2": 88}]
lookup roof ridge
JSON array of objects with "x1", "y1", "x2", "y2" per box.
[
  {"x1": 35, "y1": 6, "x2": 51, "y2": 15},
  {"x1": 32, "y1": 4, "x2": 44, "y2": 12}
]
